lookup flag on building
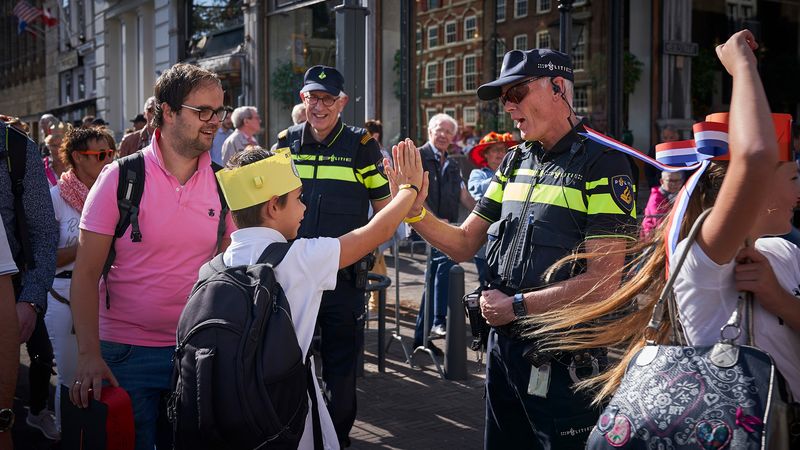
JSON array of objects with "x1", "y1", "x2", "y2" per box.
[
  {"x1": 42, "y1": 7, "x2": 59, "y2": 27},
  {"x1": 13, "y1": 1, "x2": 42, "y2": 34}
]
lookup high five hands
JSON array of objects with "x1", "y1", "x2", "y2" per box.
[{"x1": 383, "y1": 138, "x2": 429, "y2": 211}]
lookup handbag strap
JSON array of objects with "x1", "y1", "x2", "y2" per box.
[{"x1": 645, "y1": 208, "x2": 712, "y2": 344}]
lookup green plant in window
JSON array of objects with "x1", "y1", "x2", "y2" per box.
[{"x1": 271, "y1": 61, "x2": 303, "y2": 110}]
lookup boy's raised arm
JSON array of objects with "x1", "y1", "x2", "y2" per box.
[{"x1": 337, "y1": 139, "x2": 427, "y2": 269}]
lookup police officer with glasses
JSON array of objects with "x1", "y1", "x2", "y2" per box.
[
  {"x1": 274, "y1": 65, "x2": 391, "y2": 448},
  {"x1": 401, "y1": 49, "x2": 637, "y2": 449}
]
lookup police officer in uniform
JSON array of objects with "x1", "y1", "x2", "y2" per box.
[
  {"x1": 274, "y1": 65, "x2": 390, "y2": 447},
  {"x1": 402, "y1": 49, "x2": 637, "y2": 449}
]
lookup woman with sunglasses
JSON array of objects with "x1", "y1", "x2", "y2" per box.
[{"x1": 44, "y1": 126, "x2": 114, "y2": 436}]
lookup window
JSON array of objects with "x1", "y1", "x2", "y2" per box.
[
  {"x1": 425, "y1": 62, "x2": 438, "y2": 91},
  {"x1": 445, "y1": 21, "x2": 457, "y2": 44},
  {"x1": 496, "y1": 0, "x2": 506, "y2": 22},
  {"x1": 495, "y1": 38, "x2": 506, "y2": 76},
  {"x1": 416, "y1": 28, "x2": 422, "y2": 49},
  {"x1": 464, "y1": 16, "x2": 477, "y2": 40},
  {"x1": 426, "y1": 108, "x2": 438, "y2": 125},
  {"x1": 77, "y1": 71, "x2": 85, "y2": 98},
  {"x1": 537, "y1": 0, "x2": 551, "y2": 13},
  {"x1": 463, "y1": 106, "x2": 477, "y2": 126},
  {"x1": 427, "y1": 0, "x2": 440, "y2": 9},
  {"x1": 574, "y1": 86, "x2": 589, "y2": 114},
  {"x1": 428, "y1": 26, "x2": 439, "y2": 48},
  {"x1": 536, "y1": 30, "x2": 550, "y2": 49},
  {"x1": 573, "y1": 30, "x2": 585, "y2": 70},
  {"x1": 514, "y1": 34, "x2": 528, "y2": 50},
  {"x1": 463, "y1": 55, "x2": 477, "y2": 91},
  {"x1": 444, "y1": 58, "x2": 456, "y2": 93},
  {"x1": 515, "y1": 0, "x2": 528, "y2": 18},
  {"x1": 444, "y1": 107, "x2": 456, "y2": 121},
  {"x1": 60, "y1": 71, "x2": 72, "y2": 104}
]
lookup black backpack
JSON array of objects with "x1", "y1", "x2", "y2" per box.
[
  {"x1": 169, "y1": 242, "x2": 322, "y2": 450},
  {"x1": 100, "y1": 151, "x2": 228, "y2": 308}
]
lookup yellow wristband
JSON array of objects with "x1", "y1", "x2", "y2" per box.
[
  {"x1": 398, "y1": 183, "x2": 420, "y2": 194},
  {"x1": 403, "y1": 207, "x2": 427, "y2": 224}
]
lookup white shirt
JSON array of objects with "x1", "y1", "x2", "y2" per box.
[
  {"x1": 0, "y1": 211, "x2": 17, "y2": 276},
  {"x1": 672, "y1": 237, "x2": 800, "y2": 400},
  {"x1": 223, "y1": 226, "x2": 340, "y2": 450},
  {"x1": 50, "y1": 184, "x2": 81, "y2": 298}
]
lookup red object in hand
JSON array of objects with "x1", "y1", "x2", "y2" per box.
[{"x1": 61, "y1": 385, "x2": 135, "y2": 450}]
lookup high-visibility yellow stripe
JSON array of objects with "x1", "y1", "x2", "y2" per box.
[
  {"x1": 513, "y1": 168, "x2": 537, "y2": 177},
  {"x1": 292, "y1": 154, "x2": 317, "y2": 162},
  {"x1": 484, "y1": 181, "x2": 505, "y2": 203},
  {"x1": 587, "y1": 193, "x2": 632, "y2": 215},
  {"x1": 585, "y1": 179, "x2": 608, "y2": 190},
  {"x1": 316, "y1": 166, "x2": 357, "y2": 182},
  {"x1": 295, "y1": 165, "x2": 314, "y2": 178},
  {"x1": 503, "y1": 182, "x2": 587, "y2": 211},
  {"x1": 363, "y1": 173, "x2": 388, "y2": 189},
  {"x1": 356, "y1": 164, "x2": 378, "y2": 175}
]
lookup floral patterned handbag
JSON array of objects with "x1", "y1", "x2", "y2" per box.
[{"x1": 587, "y1": 210, "x2": 796, "y2": 449}]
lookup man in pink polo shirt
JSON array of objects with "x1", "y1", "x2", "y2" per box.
[{"x1": 68, "y1": 63, "x2": 234, "y2": 450}]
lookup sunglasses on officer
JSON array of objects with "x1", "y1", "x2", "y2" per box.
[
  {"x1": 500, "y1": 76, "x2": 544, "y2": 105},
  {"x1": 180, "y1": 104, "x2": 229, "y2": 122},
  {"x1": 78, "y1": 149, "x2": 114, "y2": 161}
]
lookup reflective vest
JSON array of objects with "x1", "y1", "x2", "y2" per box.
[
  {"x1": 473, "y1": 129, "x2": 637, "y2": 292},
  {"x1": 277, "y1": 121, "x2": 389, "y2": 239}
]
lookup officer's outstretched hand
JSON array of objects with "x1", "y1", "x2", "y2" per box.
[{"x1": 384, "y1": 139, "x2": 429, "y2": 206}]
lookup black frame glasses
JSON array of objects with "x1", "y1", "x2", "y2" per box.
[
  {"x1": 303, "y1": 94, "x2": 338, "y2": 107},
  {"x1": 180, "y1": 104, "x2": 228, "y2": 122},
  {"x1": 500, "y1": 77, "x2": 543, "y2": 105}
]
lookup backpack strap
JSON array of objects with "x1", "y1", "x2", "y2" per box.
[
  {"x1": 256, "y1": 241, "x2": 294, "y2": 267},
  {"x1": 197, "y1": 253, "x2": 228, "y2": 283},
  {"x1": 101, "y1": 152, "x2": 146, "y2": 309},
  {"x1": 211, "y1": 162, "x2": 228, "y2": 253},
  {"x1": 5, "y1": 125, "x2": 35, "y2": 270},
  {"x1": 306, "y1": 356, "x2": 323, "y2": 450}
]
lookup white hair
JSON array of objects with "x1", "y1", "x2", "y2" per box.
[
  {"x1": 428, "y1": 113, "x2": 458, "y2": 136},
  {"x1": 291, "y1": 103, "x2": 306, "y2": 125},
  {"x1": 143, "y1": 96, "x2": 157, "y2": 112},
  {"x1": 232, "y1": 106, "x2": 258, "y2": 129}
]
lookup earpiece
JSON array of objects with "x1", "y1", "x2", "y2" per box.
[{"x1": 551, "y1": 79, "x2": 561, "y2": 94}]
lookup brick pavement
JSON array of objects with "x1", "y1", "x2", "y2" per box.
[
  {"x1": 12, "y1": 246, "x2": 489, "y2": 449},
  {"x1": 353, "y1": 248, "x2": 487, "y2": 449}
]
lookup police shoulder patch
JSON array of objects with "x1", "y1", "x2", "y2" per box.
[
  {"x1": 610, "y1": 175, "x2": 634, "y2": 214},
  {"x1": 360, "y1": 131, "x2": 373, "y2": 145},
  {"x1": 278, "y1": 129, "x2": 288, "y2": 140}
]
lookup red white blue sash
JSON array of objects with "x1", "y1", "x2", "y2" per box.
[{"x1": 579, "y1": 123, "x2": 729, "y2": 264}]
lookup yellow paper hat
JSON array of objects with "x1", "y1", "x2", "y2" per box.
[{"x1": 215, "y1": 151, "x2": 302, "y2": 211}]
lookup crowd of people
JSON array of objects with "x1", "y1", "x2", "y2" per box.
[{"x1": 0, "y1": 29, "x2": 799, "y2": 450}]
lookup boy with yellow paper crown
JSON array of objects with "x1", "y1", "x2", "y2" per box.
[{"x1": 211, "y1": 141, "x2": 425, "y2": 449}]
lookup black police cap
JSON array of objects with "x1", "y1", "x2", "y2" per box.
[
  {"x1": 477, "y1": 48, "x2": 574, "y2": 101},
  {"x1": 300, "y1": 65, "x2": 344, "y2": 97},
  {"x1": 131, "y1": 114, "x2": 146, "y2": 123}
]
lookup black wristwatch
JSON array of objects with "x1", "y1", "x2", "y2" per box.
[
  {"x1": 0, "y1": 408, "x2": 15, "y2": 433},
  {"x1": 512, "y1": 293, "x2": 527, "y2": 318}
]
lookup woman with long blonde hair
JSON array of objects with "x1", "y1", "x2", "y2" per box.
[{"x1": 527, "y1": 30, "x2": 800, "y2": 410}]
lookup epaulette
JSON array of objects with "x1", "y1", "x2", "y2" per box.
[
  {"x1": 278, "y1": 129, "x2": 288, "y2": 140},
  {"x1": 360, "y1": 131, "x2": 373, "y2": 145}
]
